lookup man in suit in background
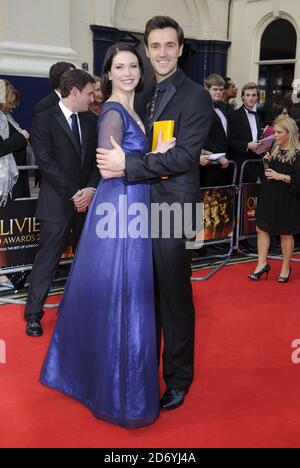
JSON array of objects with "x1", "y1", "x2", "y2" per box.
[
  {"x1": 34, "y1": 61, "x2": 76, "y2": 115},
  {"x1": 221, "y1": 77, "x2": 238, "y2": 116},
  {"x1": 200, "y1": 73, "x2": 230, "y2": 187},
  {"x1": 25, "y1": 69, "x2": 100, "y2": 337},
  {"x1": 228, "y1": 82, "x2": 262, "y2": 182},
  {"x1": 97, "y1": 16, "x2": 212, "y2": 410},
  {"x1": 33, "y1": 62, "x2": 76, "y2": 187}
]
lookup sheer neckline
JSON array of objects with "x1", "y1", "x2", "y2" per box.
[{"x1": 104, "y1": 101, "x2": 146, "y2": 135}]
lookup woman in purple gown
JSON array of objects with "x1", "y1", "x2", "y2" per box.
[{"x1": 40, "y1": 44, "x2": 174, "y2": 428}]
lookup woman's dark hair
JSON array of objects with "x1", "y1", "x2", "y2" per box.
[
  {"x1": 265, "y1": 104, "x2": 289, "y2": 126},
  {"x1": 100, "y1": 43, "x2": 144, "y2": 101},
  {"x1": 144, "y1": 16, "x2": 184, "y2": 47}
]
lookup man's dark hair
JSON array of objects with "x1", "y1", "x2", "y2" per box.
[
  {"x1": 49, "y1": 62, "x2": 76, "y2": 90},
  {"x1": 60, "y1": 69, "x2": 95, "y2": 98},
  {"x1": 101, "y1": 43, "x2": 144, "y2": 101},
  {"x1": 224, "y1": 77, "x2": 233, "y2": 90},
  {"x1": 144, "y1": 16, "x2": 184, "y2": 47}
]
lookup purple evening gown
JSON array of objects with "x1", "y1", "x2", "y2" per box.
[{"x1": 40, "y1": 102, "x2": 159, "y2": 428}]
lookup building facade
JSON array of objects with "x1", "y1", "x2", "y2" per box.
[{"x1": 0, "y1": 0, "x2": 299, "y2": 127}]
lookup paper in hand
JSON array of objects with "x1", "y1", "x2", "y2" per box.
[
  {"x1": 208, "y1": 152, "x2": 226, "y2": 161},
  {"x1": 254, "y1": 135, "x2": 274, "y2": 155}
]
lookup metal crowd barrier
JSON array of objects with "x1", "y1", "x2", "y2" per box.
[
  {"x1": 235, "y1": 158, "x2": 261, "y2": 252},
  {"x1": 192, "y1": 160, "x2": 237, "y2": 281},
  {"x1": 0, "y1": 166, "x2": 71, "y2": 307}
]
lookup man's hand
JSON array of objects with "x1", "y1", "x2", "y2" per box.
[
  {"x1": 247, "y1": 140, "x2": 262, "y2": 152},
  {"x1": 73, "y1": 188, "x2": 94, "y2": 212},
  {"x1": 218, "y1": 156, "x2": 229, "y2": 169},
  {"x1": 199, "y1": 154, "x2": 211, "y2": 166},
  {"x1": 97, "y1": 136, "x2": 126, "y2": 172},
  {"x1": 100, "y1": 170, "x2": 126, "y2": 179},
  {"x1": 199, "y1": 149, "x2": 212, "y2": 166}
]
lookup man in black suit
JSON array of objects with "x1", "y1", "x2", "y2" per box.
[
  {"x1": 200, "y1": 73, "x2": 230, "y2": 187},
  {"x1": 228, "y1": 82, "x2": 262, "y2": 182},
  {"x1": 25, "y1": 69, "x2": 100, "y2": 337},
  {"x1": 33, "y1": 62, "x2": 76, "y2": 187},
  {"x1": 97, "y1": 16, "x2": 212, "y2": 410},
  {"x1": 34, "y1": 62, "x2": 76, "y2": 115}
]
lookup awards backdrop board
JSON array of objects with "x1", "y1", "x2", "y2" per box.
[
  {"x1": 241, "y1": 183, "x2": 261, "y2": 236},
  {"x1": 200, "y1": 187, "x2": 235, "y2": 242},
  {"x1": 0, "y1": 200, "x2": 73, "y2": 268}
]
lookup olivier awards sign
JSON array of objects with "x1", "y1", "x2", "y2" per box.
[{"x1": 0, "y1": 199, "x2": 40, "y2": 268}]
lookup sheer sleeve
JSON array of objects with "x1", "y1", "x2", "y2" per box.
[
  {"x1": 98, "y1": 109, "x2": 124, "y2": 149},
  {"x1": 290, "y1": 151, "x2": 300, "y2": 194}
]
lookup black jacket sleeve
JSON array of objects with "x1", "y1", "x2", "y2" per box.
[
  {"x1": 125, "y1": 88, "x2": 213, "y2": 182},
  {"x1": 0, "y1": 133, "x2": 27, "y2": 157},
  {"x1": 290, "y1": 152, "x2": 300, "y2": 194}
]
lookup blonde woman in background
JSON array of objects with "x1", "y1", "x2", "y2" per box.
[
  {"x1": 0, "y1": 79, "x2": 31, "y2": 203},
  {"x1": 0, "y1": 79, "x2": 31, "y2": 289},
  {"x1": 249, "y1": 116, "x2": 300, "y2": 282}
]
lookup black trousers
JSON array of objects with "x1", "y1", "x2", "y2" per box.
[
  {"x1": 153, "y1": 237, "x2": 195, "y2": 391},
  {"x1": 24, "y1": 214, "x2": 85, "y2": 321}
]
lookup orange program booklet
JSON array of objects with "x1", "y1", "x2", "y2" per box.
[{"x1": 152, "y1": 120, "x2": 175, "y2": 180}]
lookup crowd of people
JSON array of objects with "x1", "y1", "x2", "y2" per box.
[{"x1": 1, "y1": 14, "x2": 300, "y2": 430}]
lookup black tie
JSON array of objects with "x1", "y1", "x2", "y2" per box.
[
  {"x1": 213, "y1": 102, "x2": 219, "y2": 109},
  {"x1": 70, "y1": 113, "x2": 81, "y2": 147},
  {"x1": 244, "y1": 106, "x2": 256, "y2": 115},
  {"x1": 147, "y1": 85, "x2": 160, "y2": 129}
]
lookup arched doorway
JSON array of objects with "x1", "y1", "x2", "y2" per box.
[{"x1": 258, "y1": 18, "x2": 297, "y2": 113}]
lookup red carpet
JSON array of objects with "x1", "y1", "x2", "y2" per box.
[{"x1": 1, "y1": 260, "x2": 300, "y2": 448}]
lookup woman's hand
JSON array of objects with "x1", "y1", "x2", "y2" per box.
[
  {"x1": 265, "y1": 168, "x2": 285, "y2": 181},
  {"x1": 153, "y1": 130, "x2": 176, "y2": 154},
  {"x1": 21, "y1": 130, "x2": 30, "y2": 140},
  {"x1": 264, "y1": 152, "x2": 272, "y2": 161}
]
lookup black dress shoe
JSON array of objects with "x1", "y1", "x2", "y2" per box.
[
  {"x1": 160, "y1": 389, "x2": 187, "y2": 411},
  {"x1": 26, "y1": 320, "x2": 43, "y2": 337}
]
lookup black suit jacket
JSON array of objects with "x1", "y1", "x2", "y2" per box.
[
  {"x1": 228, "y1": 105, "x2": 262, "y2": 164},
  {"x1": 0, "y1": 125, "x2": 27, "y2": 157},
  {"x1": 31, "y1": 105, "x2": 100, "y2": 223},
  {"x1": 127, "y1": 69, "x2": 213, "y2": 206},
  {"x1": 201, "y1": 106, "x2": 229, "y2": 187},
  {"x1": 34, "y1": 92, "x2": 60, "y2": 115},
  {"x1": 204, "y1": 106, "x2": 227, "y2": 154}
]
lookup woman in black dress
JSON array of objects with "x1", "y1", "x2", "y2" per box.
[{"x1": 249, "y1": 116, "x2": 300, "y2": 283}]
